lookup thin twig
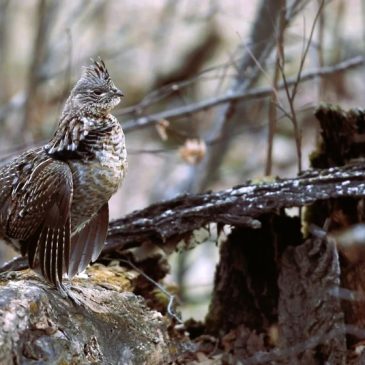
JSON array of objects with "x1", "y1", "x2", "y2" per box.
[
  {"x1": 278, "y1": 0, "x2": 326, "y2": 173},
  {"x1": 317, "y1": 0, "x2": 325, "y2": 97},
  {"x1": 119, "y1": 259, "x2": 183, "y2": 324},
  {"x1": 122, "y1": 56, "x2": 365, "y2": 132},
  {"x1": 118, "y1": 58, "x2": 247, "y2": 117},
  {"x1": 266, "y1": 0, "x2": 286, "y2": 176},
  {"x1": 292, "y1": 0, "x2": 326, "y2": 101}
]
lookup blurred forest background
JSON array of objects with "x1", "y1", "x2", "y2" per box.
[{"x1": 0, "y1": 0, "x2": 364, "y2": 320}]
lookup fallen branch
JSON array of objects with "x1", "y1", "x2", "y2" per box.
[{"x1": 104, "y1": 162, "x2": 365, "y2": 254}]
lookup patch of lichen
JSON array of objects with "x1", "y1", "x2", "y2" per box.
[{"x1": 76, "y1": 262, "x2": 139, "y2": 292}]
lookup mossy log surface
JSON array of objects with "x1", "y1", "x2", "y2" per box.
[{"x1": 0, "y1": 266, "x2": 175, "y2": 364}]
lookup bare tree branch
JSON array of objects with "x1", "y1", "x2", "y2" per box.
[
  {"x1": 0, "y1": 54, "x2": 362, "y2": 136},
  {"x1": 166, "y1": 0, "x2": 311, "y2": 194},
  {"x1": 266, "y1": 0, "x2": 285, "y2": 175},
  {"x1": 278, "y1": 0, "x2": 325, "y2": 173},
  {"x1": 104, "y1": 162, "x2": 365, "y2": 254},
  {"x1": 122, "y1": 55, "x2": 364, "y2": 133}
]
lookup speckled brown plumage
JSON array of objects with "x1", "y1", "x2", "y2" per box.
[{"x1": 0, "y1": 60, "x2": 127, "y2": 297}]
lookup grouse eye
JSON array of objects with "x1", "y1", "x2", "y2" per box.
[{"x1": 93, "y1": 90, "x2": 103, "y2": 96}]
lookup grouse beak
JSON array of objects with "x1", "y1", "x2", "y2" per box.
[{"x1": 114, "y1": 89, "x2": 124, "y2": 97}]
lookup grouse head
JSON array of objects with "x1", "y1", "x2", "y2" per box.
[{"x1": 67, "y1": 59, "x2": 123, "y2": 116}]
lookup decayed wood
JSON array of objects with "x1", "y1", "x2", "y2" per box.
[
  {"x1": 0, "y1": 265, "x2": 176, "y2": 364},
  {"x1": 104, "y1": 104, "x2": 365, "y2": 259},
  {"x1": 278, "y1": 230, "x2": 346, "y2": 364},
  {"x1": 312, "y1": 104, "x2": 365, "y2": 168},
  {"x1": 205, "y1": 214, "x2": 301, "y2": 336},
  {"x1": 176, "y1": 104, "x2": 365, "y2": 364},
  {"x1": 3, "y1": 104, "x2": 365, "y2": 364},
  {"x1": 104, "y1": 163, "x2": 365, "y2": 256},
  {"x1": 308, "y1": 104, "x2": 365, "y2": 346},
  {"x1": 5, "y1": 161, "x2": 365, "y2": 276},
  {"x1": 4, "y1": 161, "x2": 365, "y2": 276}
]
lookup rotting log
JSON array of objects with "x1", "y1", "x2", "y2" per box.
[
  {"x1": 278, "y1": 230, "x2": 346, "y2": 364},
  {"x1": 309, "y1": 105, "x2": 365, "y2": 345},
  {"x1": 0, "y1": 264, "x2": 176, "y2": 364},
  {"x1": 105, "y1": 162, "x2": 365, "y2": 256},
  {"x1": 205, "y1": 213, "x2": 301, "y2": 336},
  {"x1": 3, "y1": 104, "x2": 365, "y2": 364},
  {"x1": 2, "y1": 164, "x2": 365, "y2": 364}
]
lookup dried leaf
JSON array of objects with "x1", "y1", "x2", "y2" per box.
[
  {"x1": 179, "y1": 138, "x2": 206, "y2": 165},
  {"x1": 155, "y1": 119, "x2": 170, "y2": 141}
]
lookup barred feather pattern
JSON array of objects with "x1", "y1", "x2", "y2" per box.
[
  {"x1": 45, "y1": 115, "x2": 93, "y2": 155},
  {"x1": 0, "y1": 59, "x2": 127, "y2": 296},
  {"x1": 68, "y1": 114, "x2": 127, "y2": 229}
]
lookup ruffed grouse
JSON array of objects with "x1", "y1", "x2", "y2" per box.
[{"x1": 0, "y1": 59, "x2": 127, "y2": 297}]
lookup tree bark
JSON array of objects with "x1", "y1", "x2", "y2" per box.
[
  {"x1": 0, "y1": 265, "x2": 175, "y2": 364},
  {"x1": 104, "y1": 162, "x2": 365, "y2": 257},
  {"x1": 3, "y1": 104, "x2": 365, "y2": 364}
]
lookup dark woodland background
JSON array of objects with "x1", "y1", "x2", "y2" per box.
[{"x1": 1, "y1": 0, "x2": 365, "y2": 363}]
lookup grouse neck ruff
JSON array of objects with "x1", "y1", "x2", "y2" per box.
[{"x1": 0, "y1": 59, "x2": 127, "y2": 300}]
